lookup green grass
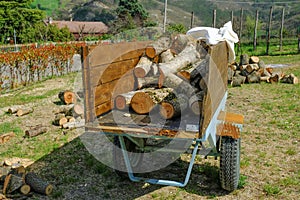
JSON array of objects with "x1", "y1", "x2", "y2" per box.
[
  {"x1": 0, "y1": 122, "x2": 23, "y2": 135},
  {"x1": 31, "y1": 0, "x2": 60, "y2": 16},
  {"x1": 263, "y1": 183, "x2": 281, "y2": 195}
]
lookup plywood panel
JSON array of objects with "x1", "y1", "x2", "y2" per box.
[{"x1": 201, "y1": 42, "x2": 228, "y2": 135}]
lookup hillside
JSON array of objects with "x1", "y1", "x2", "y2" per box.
[{"x1": 31, "y1": 0, "x2": 300, "y2": 35}]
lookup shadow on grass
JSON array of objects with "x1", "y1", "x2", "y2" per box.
[{"x1": 26, "y1": 137, "x2": 233, "y2": 199}]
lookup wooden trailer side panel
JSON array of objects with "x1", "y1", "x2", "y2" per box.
[
  {"x1": 201, "y1": 41, "x2": 228, "y2": 135},
  {"x1": 82, "y1": 41, "x2": 150, "y2": 123}
]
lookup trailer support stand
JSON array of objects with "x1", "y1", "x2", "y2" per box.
[{"x1": 119, "y1": 136, "x2": 201, "y2": 187}]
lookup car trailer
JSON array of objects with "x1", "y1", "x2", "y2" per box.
[{"x1": 81, "y1": 39, "x2": 244, "y2": 191}]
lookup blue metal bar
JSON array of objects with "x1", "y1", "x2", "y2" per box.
[{"x1": 119, "y1": 136, "x2": 201, "y2": 187}]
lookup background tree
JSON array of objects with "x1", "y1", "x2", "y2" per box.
[
  {"x1": 110, "y1": 0, "x2": 149, "y2": 34},
  {"x1": 0, "y1": 0, "x2": 45, "y2": 44}
]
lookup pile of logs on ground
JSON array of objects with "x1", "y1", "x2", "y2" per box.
[
  {"x1": 228, "y1": 54, "x2": 299, "y2": 87},
  {"x1": 0, "y1": 163, "x2": 53, "y2": 199},
  {"x1": 112, "y1": 34, "x2": 209, "y2": 119},
  {"x1": 53, "y1": 90, "x2": 85, "y2": 129}
]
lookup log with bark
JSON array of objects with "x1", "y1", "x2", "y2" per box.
[
  {"x1": 114, "y1": 91, "x2": 137, "y2": 110},
  {"x1": 25, "y1": 126, "x2": 48, "y2": 138},
  {"x1": 20, "y1": 184, "x2": 31, "y2": 195},
  {"x1": 66, "y1": 104, "x2": 84, "y2": 118},
  {"x1": 0, "y1": 132, "x2": 16, "y2": 144},
  {"x1": 7, "y1": 106, "x2": 22, "y2": 114},
  {"x1": 158, "y1": 44, "x2": 201, "y2": 87},
  {"x1": 160, "y1": 49, "x2": 174, "y2": 63},
  {"x1": 231, "y1": 74, "x2": 246, "y2": 87},
  {"x1": 189, "y1": 91, "x2": 204, "y2": 115},
  {"x1": 240, "y1": 54, "x2": 249, "y2": 65},
  {"x1": 16, "y1": 108, "x2": 34, "y2": 117},
  {"x1": 3, "y1": 174, "x2": 24, "y2": 195},
  {"x1": 145, "y1": 36, "x2": 171, "y2": 59},
  {"x1": 280, "y1": 73, "x2": 299, "y2": 84},
  {"x1": 52, "y1": 104, "x2": 74, "y2": 115},
  {"x1": 133, "y1": 56, "x2": 153, "y2": 78},
  {"x1": 130, "y1": 88, "x2": 173, "y2": 114},
  {"x1": 25, "y1": 172, "x2": 53, "y2": 195},
  {"x1": 159, "y1": 93, "x2": 188, "y2": 119},
  {"x1": 161, "y1": 73, "x2": 198, "y2": 98},
  {"x1": 58, "y1": 90, "x2": 76, "y2": 105},
  {"x1": 269, "y1": 74, "x2": 279, "y2": 84},
  {"x1": 177, "y1": 58, "x2": 207, "y2": 83},
  {"x1": 136, "y1": 76, "x2": 160, "y2": 89},
  {"x1": 245, "y1": 64, "x2": 259, "y2": 74},
  {"x1": 170, "y1": 34, "x2": 198, "y2": 56},
  {"x1": 247, "y1": 71, "x2": 261, "y2": 83},
  {"x1": 249, "y1": 56, "x2": 259, "y2": 64},
  {"x1": 61, "y1": 119, "x2": 85, "y2": 129},
  {"x1": 53, "y1": 113, "x2": 68, "y2": 126}
]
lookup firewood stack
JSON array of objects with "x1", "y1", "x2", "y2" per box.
[
  {"x1": 53, "y1": 90, "x2": 85, "y2": 129},
  {"x1": 112, "y1": 34, "x2": 209, "y2": 120},
  {"x1": 228, "y1": 54, "x2": 299, "y2": 87},
  {"x1": 0, "y1": 163, "x2": 53, "y2": 199}
]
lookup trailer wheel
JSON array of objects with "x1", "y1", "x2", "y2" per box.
[
  {"x1": 219, "y1": 136, "x2": 240, "y2": 191},
  {"x1": 113, "y1": 136, "x2": 143, "y2": 178}
]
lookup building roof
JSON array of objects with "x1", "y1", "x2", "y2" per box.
[{"x1": 48, "y1": 20, "x2": 108, "y2": 34}]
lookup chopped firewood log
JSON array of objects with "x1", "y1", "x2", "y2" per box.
[
  {"x1": 258, "y1": 60, "x2": 266, "y2": 68},
  {"x1": 66, "y1": 116, "x2": 76, "y2": 123},
  {"x1": 25, "y1": 172, "x2": 53, "y2": 195},
  {"x1": 177, "y1": 58, "x2": 207, "y2": 82},
  {"x1": 227, "y1": 66, "x2": 235, "y2": 83},
  {"x1": 62, "y1": 119, "x2": 85, "y2": 129},
  {"x1": 266, "y1": 67, "x2": 273, "y2": 75},
  {"x1": 189, "y1": 91, "x2": 204, "y2": 115},
  {"x1": 66, "y1": 104, "x2": 84, "y2": 118},
  {"x1": 260, "y1": 76, "x2": 270, "y2": 82},
  {"x1": 7, "y1": 106, "x2": 22, "y2": 114},
  {"x1": 20, "y1": 184, "x2": 31, "y2": 194},
  {"x1": 58, "y1": 90, "x2": 76, "y2": 105},
  {"x1": 247, "y1": 71, "x2": 261, "y2": 83},
  {"x1": 160, "y1": 49, "x2": 174, "y2": 63},
  {"x1": 25, "y1": 126, "x2": 48, "y2": 138},
  {"x1": 136, "y1": 76, "x2": 160, "y2": 89},
  {"x1": 239, "y1": 65, "x2": 247, "y2": 71},
  {"x1": 114, "y1": 91, "x2": 137, "y2": 110},
  {"x1": 133, "y1": 56, "x2": 153, "y2": 78},
  {"x1": 249, "y1": 56, "x2": 260, "y2": 64},
  {"x1": 16, "y1": 108, "x2": 33, "y2": 117},
  {"x1": 53, "y1": 114, "x2": 68, "y2": 126},
  {"x1": 158, "y1": 44, "x2": 201, "y2": 86},
  {"x1": 0, "y1": 132, "x2": 16, "y2": 144},
  {"x1": 245, "y1": 64, "x2": 259, "y2": 74},
  {"x1": 229, "y1": 63, "x2": 238, "y2": 71},
  {"x1": 162, "y1": 73, "x2": 198, "y2": 98},
  {"x1": 10, "y1": 164, "x2": 25, "y2": 173},
  {"x1": 240, "y1": 54, "x2": 249, "y2": 65},
  {"x1": 159, "y1": 93, "x2": 188, "y2": 119},
  {"x1": 145, "y1": 36, "x2": 171, "y2": 59},
  {"x1": 231, "y1": 75, "x2": 246, "y2": 87},
  {"x1": 170, "y1": 34, "x2": 197, "y2": 55},
  {"x1": 130, "y1": 88, "x2": 173, "y2": 114},
  {"x1": 53, "y1": 104, "x2": 75, "y2": 114},
  {"x1": 269, "y1": 74, "x2": 279, "y2": 84},
  {"x1": 257, "y1": 67, "x2": 271, "y2": 77},
  {"x1": 281, "y1": 73, "x2": 299, "y2": 84},
  {"x1": 3, "y1": 174, "x2": 23, "y2": 194}
]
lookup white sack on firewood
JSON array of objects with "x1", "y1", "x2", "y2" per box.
[{"x1": 186, "y1": 21, "x2": 238, "y2": 63}]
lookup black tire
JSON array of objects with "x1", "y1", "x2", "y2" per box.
[
  {"x1": 219, "y1": 136, "x2": 241, "y2": 191},
  {"x1": 113, "y1": 136, "x2": 144, "y2": 178}
]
